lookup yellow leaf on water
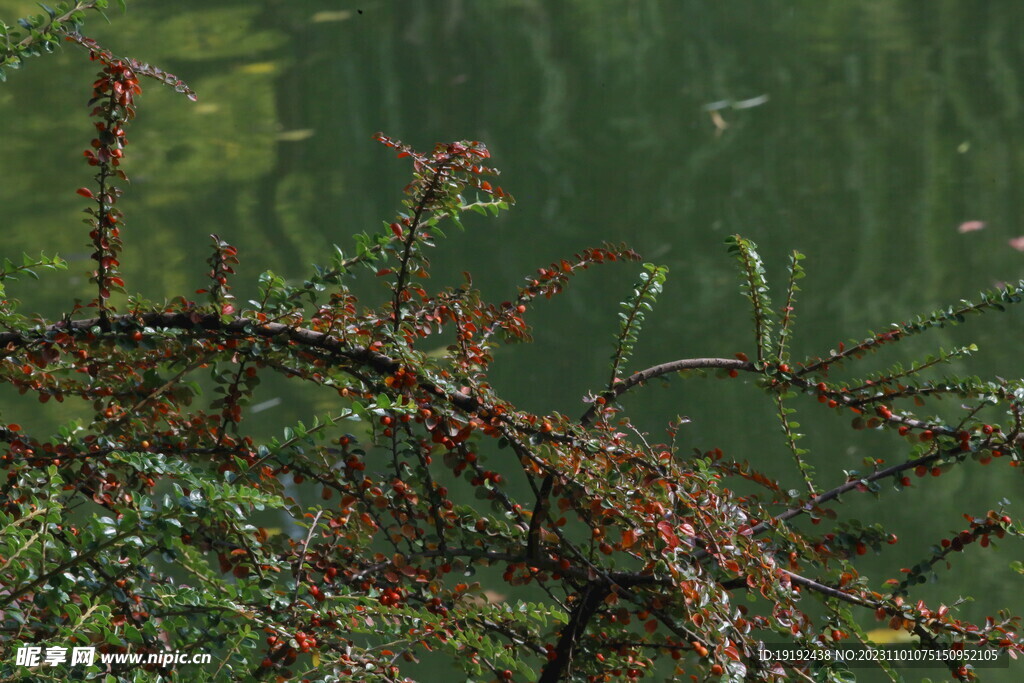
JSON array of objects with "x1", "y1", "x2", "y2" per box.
[
  {"x1": 312, "y1": 10, "x2": 353, "y2": 23},
  {"x1": 238, "y1": 61, "x2": 279, "y2": 75},
  {"x1": 864, "y1": 628, "x2": 916, "y2": 644},
  {"x1": 276, "y1": 129, "x2": 316, "y2": 142}
]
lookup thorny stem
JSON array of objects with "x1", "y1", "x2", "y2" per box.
[{"x1": 392, "y1": 161, "x2": 447, "y2": 333}]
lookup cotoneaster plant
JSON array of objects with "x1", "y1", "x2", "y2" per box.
[{"x1": 1, "y1": 4, "x2": 1023, "y2": 683}]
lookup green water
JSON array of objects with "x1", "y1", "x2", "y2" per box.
[{"x1": 2, "y1": 1, "x2": 1023, "y2": 680}]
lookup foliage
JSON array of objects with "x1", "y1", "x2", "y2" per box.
[
  {"x1": 608, "y1": 263, "x2": 668, "y2": 392},
  {"x1": 0, "y1": 1, "x2": 118, "y2": 82},
  {"x1": 0, "y1": 7, "x2": 1023, "y2": 683}
]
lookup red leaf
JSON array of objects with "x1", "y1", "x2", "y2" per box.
[
  {"x1": 656, "y1": 521, "x2": 679, "y2": 548},
  {"x1": 76, "y1": 187, "x2": 94, "y2": 198}
]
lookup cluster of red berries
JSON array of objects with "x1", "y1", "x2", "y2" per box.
[
  {"x1": 261, "y1": 630, "x2": 316, "y2": 668},
  {"x1": 378, "y1": 586, "x2": 403, "y2": 606},
  {"x1": 938, "y1": 514, "x2": 1012, "y2": 552},
  {"x1": 469, "y1": 470, "x2": 503, "y2": 486},
  {"x1": 308, "y1": 584, "x2": 327, "y2": 603}
]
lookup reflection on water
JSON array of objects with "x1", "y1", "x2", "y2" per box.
[{"x1": 1, "y1": 1, "x2": 1023, "y2": 679}]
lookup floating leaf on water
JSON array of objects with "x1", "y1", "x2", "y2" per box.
[
  {"x1": 276, "y1": 129, "x2": 316, "y2": 142},
  {"x1": 251, "y1": 397, "x2": 282, "y2": 413},
  {"x1": 238, "y1": 61, "x2": 278, "y2": 75},
  {"x1": 701, "y1": 99, "x2": 730, "y2": 112},
  {"x1": 732, "y1": 93, "x2": 770, "y2": 109},
  {"x1": 312, "y1": 10, "x2": 353, "y2": 23},
  {"x1": 702, "y1": 94, "x2": 770, "y2": 111}
]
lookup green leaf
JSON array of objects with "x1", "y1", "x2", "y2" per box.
[
  {"x1": 726, "y1": 235, "x2": 775, "y2": 365},
  {"x1": 606, "y1": 263, "x2": 668, "y2": 391}
]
